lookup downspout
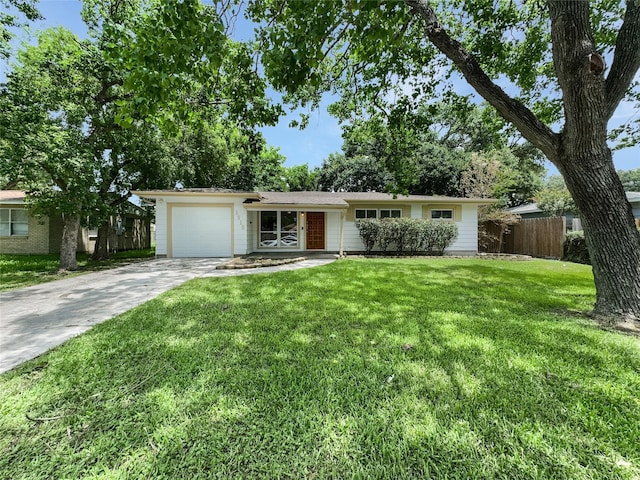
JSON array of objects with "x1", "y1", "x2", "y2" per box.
[{"x1": 339, "y1": 210, "x2": 346, "y2": 257}]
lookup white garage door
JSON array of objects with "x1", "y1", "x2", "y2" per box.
[{"x1": 171, "y1": 206, "x2": 232, "y2": 257}]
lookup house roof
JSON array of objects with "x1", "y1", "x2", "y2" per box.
[
  {"x1": 134, "y1": 189, "x2": 495, "y2": 207},
  {"x1": 256, "y1": 191, "x2": 495, "y2": 208},
  {"x1": 0, "y1": 190, "x2": 26, "y2": 204},
  {"x1": 133, "y1": 188, "x2": 262, "y2": 202},
  {"x1": 257, "y1": 191, "x2": 349, "y2": 206}
]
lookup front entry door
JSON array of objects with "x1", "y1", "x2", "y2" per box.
[{"x1": 306, "y1": 212, "x2": 325, "y2": 250}]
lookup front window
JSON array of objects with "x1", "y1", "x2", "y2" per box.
[
  {"x1": 431, "y1": 209, "x2": 453, "y2": 220},
  {"x1": 260, "y1": 211, "x2": 278, "y2": 246},
  {"x1": 355, "y1": 209, "x2": 378, "y2": 219},
  {"x1": 380, "y1": 209, "x2": 402, "y2": 218},
  {"x1": 0, "y1": 208, "x2": 28, "y2": 236},
  {"x1": 260, "y1": 211, "x2": 298, "y2": 247},
  {"x1": 280, "y1": 211, "x2": 298, "y2": 246}
]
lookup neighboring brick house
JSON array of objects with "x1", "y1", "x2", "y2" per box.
[{"x1": 0, "y1": 191, "x2": 151, "y2": 255}]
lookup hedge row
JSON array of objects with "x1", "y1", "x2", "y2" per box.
[{"x1": 356, "y1": 218, "x2": 458, "y2": 255}]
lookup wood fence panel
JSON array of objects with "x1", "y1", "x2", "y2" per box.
[
  {"x1": 479, "y1": 221, "x2": 505, "y2": 253},
  {"x1": 505, "y1": 217, "x2": 566, "y2": 258}
]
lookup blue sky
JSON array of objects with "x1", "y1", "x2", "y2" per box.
[{"x1": 3, "y1": 0, "x2": 638, "y2": 174}]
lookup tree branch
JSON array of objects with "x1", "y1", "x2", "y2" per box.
[
  {"x1": 605, "y1": 0, "x2": 640, "y2": 119},
  {"x1": 94, "y1": 79, "x2": 124, "y2": 105},
  {"x1": 404, "y1": 0, "x2": 560, "y2": 160}
]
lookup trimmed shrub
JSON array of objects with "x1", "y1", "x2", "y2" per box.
[
  {"x1": 563, "y1": 230, "x2": 590, "y2": 264},
  {"x1": 403, "y1": 218, "x2": 423, "y2": 255},
  {"x1": 355, "y1": 219, "x2": 379, "y2": 254},
  {"x1": 431, "y1": 221, "x2": 458, "y2": 255},
  {"x1": 355, "y1": 218, "x2": 458, "y2": 255},
  {"x1": 377, "y1": 218, "x2": 395, "y2": 253}
]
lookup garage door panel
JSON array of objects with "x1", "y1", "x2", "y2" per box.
[{"x1": 171, "y1": 206, "x2": 232, "y2": 257}]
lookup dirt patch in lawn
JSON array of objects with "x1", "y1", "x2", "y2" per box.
[{"x1": 216, "y1": 256, "x2": 307, "y2": 270}]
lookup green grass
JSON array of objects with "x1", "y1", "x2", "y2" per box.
[
  {"x1": 0, "y1": 248, "x2": 156, "y2": 291},
  {"x1": 1, "y1": 258, "x2": 639, "y2": 479}
]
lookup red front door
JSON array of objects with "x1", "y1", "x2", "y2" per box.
[{"x1": 306, "y1": 212, "x2": 325, "y2": 250}]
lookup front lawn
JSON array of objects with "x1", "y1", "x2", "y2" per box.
[
  {"x1": 1, "y1": 259, "x2": 638, "y2": 479},
  {"x1": 0, "y1": 248, "x2": 156, "y2": 291}
]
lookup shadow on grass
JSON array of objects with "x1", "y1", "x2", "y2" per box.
[
  {"x1": 1, "y1": 259, "x2": 639, "y2": 479},
  {"x1": 0, "y1": 249, "x2": 156, "y2": 291}
]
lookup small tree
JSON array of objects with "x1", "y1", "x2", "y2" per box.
[{"x1": 479, "y1": 209, "x2": 521, "y2": 253}]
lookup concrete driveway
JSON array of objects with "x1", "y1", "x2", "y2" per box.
[{"x1": 0, "y1": 256, "x2": 335, "y2": 374}]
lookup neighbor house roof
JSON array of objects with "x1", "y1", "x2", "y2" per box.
[
  {"x1": 509, "y1": 203, "x2": 544, "y2": 215},
  {"x1": 627, "y1": 192, "x2": 640, "y2": 204},
  {"x1": 509, "y1": 191, "x2": 640, "y2": 215},
  {"x1": 0, "y1": 190, "x2": 26, "y2": 203}
]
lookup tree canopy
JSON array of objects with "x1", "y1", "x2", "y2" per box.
[
  {"x1": 0, "y1": 1, "x2": 288, "y2": 268},
  {"x1": 0, "y1": 0, "x2": 41, "y2": 59},
  {"x1": 246, "y1": 0, "x2": 640, "y2": 322}
]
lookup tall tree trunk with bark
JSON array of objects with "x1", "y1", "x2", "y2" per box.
[
  {"x1": 407, "y1": 0, "x2": 640, "y2": 325},
  {"x1": 91, "y1": 222, "x2": 111, "y2": 261},
  {"x1": 547, "y1": 0, "x2": 640, "y2": 323},
  {"x1": 558, "y1": 150, "x2": 640, "y2": 323},
  {"x1": 59, "y1": 213, "x2": 80, "y2": 271}
]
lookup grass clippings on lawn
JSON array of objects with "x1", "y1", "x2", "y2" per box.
[{"x1": 1, "y1": 258, "x2": 639, "y2": 479}]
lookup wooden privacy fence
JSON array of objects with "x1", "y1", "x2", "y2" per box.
[{"x1": 481, "y1": 216, "x2": 567, "y2": 258}]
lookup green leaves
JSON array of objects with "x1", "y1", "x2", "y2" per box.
[
  {"x1": 0, "y1": 0, "x2": 42, "y2": 58},
  {"x1": 91, "y1": 0, "x2": 281, "y2": 129}
]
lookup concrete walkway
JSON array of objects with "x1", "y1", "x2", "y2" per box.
[{"x1": 0, "y1": 256, "x2": 336, "y2": 374}]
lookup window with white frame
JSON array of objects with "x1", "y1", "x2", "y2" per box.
[
  {"x1": 260, "y1": 211, "x2": 298, "y2": 247},
  {"x1": 380, "y1": 209, "x2": 402, "y2": 218},
  {"x1": 355, "y1": 209, "x2": 377, "y2": 219},
  {"x1": 0, "y1": 208, "x2": 28, "y2": 236},
  {"x1": 355, "y1": 208, "x2": 402, "y2": 219},
  {"x1": 431, "y1": 209, "x2": 454, "y2": 220}
]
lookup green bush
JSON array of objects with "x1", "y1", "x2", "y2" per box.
[
  {"x1": 431, "y1": 221, "x2": 459, "y2": 255},
  {"x1": 356, "y1": 218, "x2": 458, "y2": 255},
  {"x1": 377, "y1": 218, "x2": 395, "y2": 253},
  {"x1": 355, "y1": 219, "x2": 378, "y2": 254},
  {"x1": 563, "y1": 230, "x2": 590, "y2": 264}
]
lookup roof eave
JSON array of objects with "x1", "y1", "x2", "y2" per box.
[
  {"x1": 244, "y1": 203, "x2": 348, "y2": 210},
  {"x1": 132, "y1": 190, "x2": 261, "y2": 200}
]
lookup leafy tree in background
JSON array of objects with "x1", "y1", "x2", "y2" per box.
[
  {"x1": 284, "y1": 164, "x2": 318, "y2": 191},
  {"x1": 1, "y1": 29, "x2": 102, "y2": 270},
  {"x1": 535, "y1": 175, "x2": 578, "y2": 217},
  {"x1": 318, "y1": 100, "x2": 544, "y2": 203},
  {"x1": 618, "y1": 168, "x2": 640, "y2": 192},
  {"x1": 316, "y1": 153, "x2": 393, "y2": 192},
  {"x1": 252, "y1": 145, "x2": 288, "y2": 191},
  {"x1": 88, "y1": 124, "x2": 176, "y2": 260},
  {"x1": 2, "y1": 1, "x2": 285, "y2": 268},
  {"x1": 172, "y1": 119, "x2": 256, "y2": 189},
  {"x1": 247, "y1": 0, "x2": 640, "y2": 324}
]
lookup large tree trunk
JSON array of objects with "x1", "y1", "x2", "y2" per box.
[
  {"x1": 547, "y1": 0, "x2": 640, "y2": 325},
  {"x1": 91, "y1": 222, "x2": 111, "y2": 261},
  {"x1": 558, "y1": 149, "x2": 640, "y2": 324},
  {"x1": 59, "y1": 213, "x2": 80, "y2": 271},
  {"x1": 406, "y1": 0, "x2": 640, "y2": 326}
]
